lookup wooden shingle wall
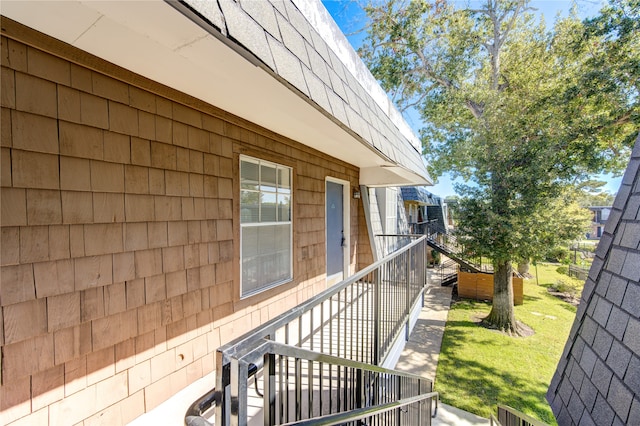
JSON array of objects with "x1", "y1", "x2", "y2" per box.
[{"x1": 0, "y1": 31, "x2": 362, "y2": 425}]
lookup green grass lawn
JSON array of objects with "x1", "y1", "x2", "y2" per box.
[{"x1": 434, "y1": 264, "x2": 581, "y2": 424}]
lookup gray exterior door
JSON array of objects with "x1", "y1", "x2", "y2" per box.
[{"x1": 326, "y1": 181, "x2": 344, "y2": 284}]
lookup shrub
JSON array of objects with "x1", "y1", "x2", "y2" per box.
[
  {"x1": 431, "y1": 249, "x2": 441, "y2": 265},
  {"x1": 556, "y1": 266, "x2": 568, "y2": 275},
  {"x1": 545, "y1": 246, "x2": 570, "y2": 263},
  {"x1": 554, "y1": 278, "x2": 582, "y2": 298}
]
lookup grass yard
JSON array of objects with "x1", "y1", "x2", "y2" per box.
[{"x1": 434, "y1": 264, "x2": 581, "y2": 424}]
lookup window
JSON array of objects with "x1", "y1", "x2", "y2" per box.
[{"x1": 240, "y1": 156, "x2": 292, "y2": 297}]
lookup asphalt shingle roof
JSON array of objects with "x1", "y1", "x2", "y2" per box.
[{"x1": 183, "y1": 0, "x2": 429, "y2": 183}]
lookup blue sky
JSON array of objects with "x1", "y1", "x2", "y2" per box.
[{"x1": 321, "y1": 0, "x2": 622, "y2": 197}]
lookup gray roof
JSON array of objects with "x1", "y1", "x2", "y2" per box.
[
  {"x1": 180, "y1": 0, "x2": 429, "y2": 183},
  {"x1": 547, "y1": 133, "x2": 640, "y2": 425},
  {"x1": 401, "y1": 187, "x2": 441, "y2": 205}
]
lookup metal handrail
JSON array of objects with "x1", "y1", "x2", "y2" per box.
[
  {"x1": 218, "y1": 235, "x2": 427, "y2": 361},
  {"x1": 258, "y1": 340, "x2": 437, "y2": 426},
  {"x1": 375, "y1": 233, "x2": 422, "y2": 258},
  {"x1": 497, "y1": 404, "x2": 550, "y2": 426},
  {"x1": 425, "y1": 223, "x2": 494, "y2": 273},
  {"x1": 280, "y1": 392, "x2": 439, "y2": 426},
  {"x1": 439, "y1": 259, "x2": 459, "y2": 285},
  {"x1": 208, "y1": 236, "x2": 429, "y2": 426}
]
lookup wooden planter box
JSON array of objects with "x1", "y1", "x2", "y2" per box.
[{"x1": 458, "y1": 271, "x2": 524, "y2": 305}]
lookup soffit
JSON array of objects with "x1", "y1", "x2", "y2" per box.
[{"x1": 1, "y1": 0, "x2": 431, "y2": 187}]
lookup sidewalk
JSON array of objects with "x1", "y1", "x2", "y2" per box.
[{"x1": 394, "y1": 281, "x2": 491, "y2": 425}]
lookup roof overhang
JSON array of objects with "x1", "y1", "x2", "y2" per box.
[{"x1": 1, "y1": 0, "x2": 431, "y2": 187}]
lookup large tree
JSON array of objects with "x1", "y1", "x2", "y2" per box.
[{"x1": 360, "y1": 0, "x2": 638, "y2": 333}]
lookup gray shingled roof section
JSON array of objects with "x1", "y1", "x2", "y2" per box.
[
  {"x1": 547, "y1": 133, "x2": 640, "y2": 426},
  {"x1": 181, "y1": 0, "x2": 429, "y2": 182}
]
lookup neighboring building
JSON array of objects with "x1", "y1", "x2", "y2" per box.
[
  {"x1": 587, "y1": 206, "x2": 613, "y2": 239},
  {"x1": 547, "y1": 135, "x2": 640, "y2": 425},
  {"x1": 400, "y1": 186, "x2": 448, "y2": 234},
  {"x1": 0, "y1": 1, "x2": 430, "y2": 424}
]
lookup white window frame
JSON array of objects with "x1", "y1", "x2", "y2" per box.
[{"x1": 240, "y1": 155, "x2": 293, "y2": 298}]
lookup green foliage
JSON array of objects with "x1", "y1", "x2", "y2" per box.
[
  {"x1": 431, "y1": 249, "x2": 441, "y2": 265},
  {"x1": 546, "y1": 246, "x2": 570, "y2": 263},
  {"x1": 361, "y1": 0, "x2": 635, "y2": 329},
  {"x1": 573, "y1": 179, "x2": 616, "y2": 207},
  {"x1": 435, "y1": 265, "x2": 578, "y2": 423},
  {"x1": 575, "y1": 0, "x2": 640, "y2": 161},
  {"x1": 556, "y1": 265, "x2": 568, "y2": 275},
  {"x1": 552, "y1": 278, "x2": 584, "y2": 299}
]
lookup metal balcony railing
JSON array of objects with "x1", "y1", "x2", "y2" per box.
[
  {"x1": 186, "y1": 236, "x2": 436, "y2": 425},
  {"x1": 375, "y1": 234, "x2": 421, "y2": 258},
  {"x1": 490, "y1": 404, "x2": 550, "y2": 426}
]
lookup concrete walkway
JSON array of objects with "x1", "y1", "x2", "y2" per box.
[
  {"x1": 395, "y1": 285, "x2": 453, "y2": 379},
  {"x1": 394, "y1": 283, "x2": 490, "y2": 425}
]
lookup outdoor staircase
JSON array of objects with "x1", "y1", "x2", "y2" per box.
[
  {"x1": 425, "y1": 223, "x2": 492, "y2": 275},
  {"x1": 437, "y1": 259, "x2": 459, "y2": 287}
]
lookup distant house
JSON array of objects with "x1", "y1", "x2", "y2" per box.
[
  {"x1": 587, "y1": 206, "x2": 612, "y2": 238},
  {"x1": 0, "y1": 1, "x2": 430, "y2": 424}
]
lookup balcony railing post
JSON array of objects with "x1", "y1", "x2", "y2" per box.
[
  {"x1": 230, "y1": 358, "x2": 248, "y2": 426},
  {"x1": 405, "y1": 247, "x2": 411, "y2": 340},
  {"x1": 373, "y1": 268, "x2": 381, "y2": 366},
  {"x1": 263, "y1": 352, "x2": 276, "y2": 426},
  {"x1": 396, "y1": 375, "x2": 402, "y2": 424},
  {"x1": 216, "y1": 353, "x2": 231, "y2": 426}
]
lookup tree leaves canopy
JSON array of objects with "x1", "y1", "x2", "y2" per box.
[
  {"x1": 360, "y1": 0, "x2": 638, "y2": 264},
  {"x1": 361, "y1": 0, "x2": 637, "y2": 331}
]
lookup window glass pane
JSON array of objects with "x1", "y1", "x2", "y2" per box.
[
  {"x1": 261, "y1": 163, "x2": 277, "y2": 192},
  {"x1": 242, "y1": 226, "x2": 259, "y2": 258},
  {"x1": 241, "y1": 160, "x2": 259, "y2": 191},
  {"x1": 259, "y1": 225, "x2": 290, "y2": 284},
  {"x1": 278, "y1": 194, "x2": 290, "y2": 222},
  {"x1": 278, "y1": 167, "x2": 291, "y2": 193},
  {"x1": 240, "y1": 190, "x2": 259, "y2": 223},
  {"x1": 242, "y1": 227, "x2": 260, "y2": 293},
  {"x1": 240, "y1": 156, "x2": 292, "y2": 298},
  {"x1": 261, "y1": 192, "x2": 277, "y2": 222}
]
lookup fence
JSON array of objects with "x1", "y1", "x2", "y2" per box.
[
  {"x1": 568, "y1": 264, "x2": 589, "y2": 281},
  {"x1": 198, "y1": 236, "x2": 435, "y2": 425}
]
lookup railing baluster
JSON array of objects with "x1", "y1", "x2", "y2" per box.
[
  {"x1": 406, "y1": 248, "x2": 411, "y2": 340},
  {"x1": 205, "y1": 236, "x2": 434, "y2": 426},
  {"x1": 264, "y1": 353, "x2": 275, "y2": 426},
  {"x1": 373, "y1": 267, "x2": 381, "y2": 366}
]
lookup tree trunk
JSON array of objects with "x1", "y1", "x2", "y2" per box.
[
  {"x1": 517, "y1": 259, "x2": 530, "y2": 276},
  {"x1": 484, "y1": 260, "x2": 520, "y2": 335}
]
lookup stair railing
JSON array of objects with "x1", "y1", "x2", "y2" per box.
[
  {"x1": 492, "y1": 404, "x2": 550, "y2": 426},
  {"x1": 425, "y1": 223, "x2": 493, "y2": 273},
  {"x1": 237, "y1": 339, "x2": 438, "y2": 425}
]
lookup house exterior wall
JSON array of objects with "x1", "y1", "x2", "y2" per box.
[
  {"x1": 588, "y1": 206, "x2": 612, "y2": 239},
  {"x1": 547, "y1": 135, "x2": 640, "y2": 425},
  {"x1": 0, "y1": 32, "x2": 365, "y2": 425}
]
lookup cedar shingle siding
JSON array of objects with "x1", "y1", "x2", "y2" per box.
[{"x1": 0, "y1": 33, "x2": 365, "y2": 424}]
